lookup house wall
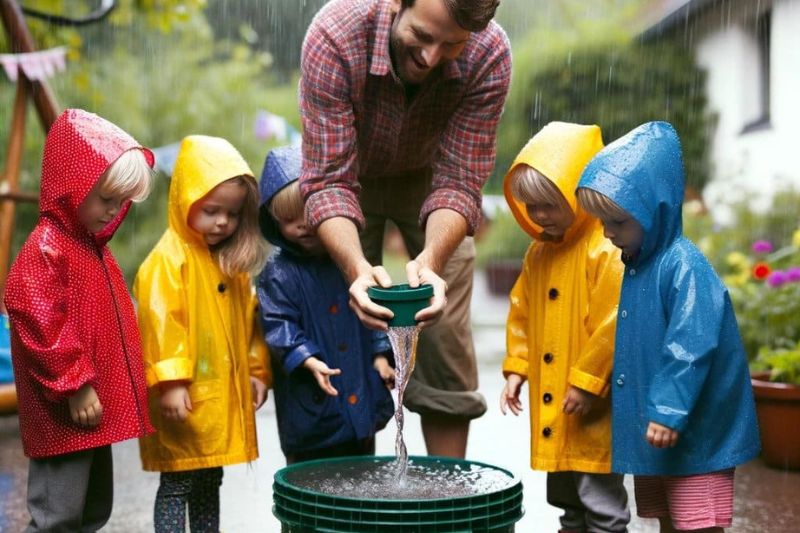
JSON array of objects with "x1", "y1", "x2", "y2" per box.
[{"x1": 688, "y1": 0, "x2": 800, "y2": 220}]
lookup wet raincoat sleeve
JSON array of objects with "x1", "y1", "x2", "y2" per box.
[
  {"x1": 568, "y1": 239, "x2": 622, "y2": 397},
  {"x1": 6, "y1": 242, "x2": 93, "y2": 401},
  {"x1": 371, "y1": 331, "x2": 391, "y2": 358},
  {"x1": 257, "y1": 264, "x2": 321, "y2": 375},
  {"x1": 647, "y1": 260, "x2": 720, "y2": 433},
  {"x1": 503, "y1": 248, "x2": 531, "y2": 378},
  {"x1": 134, "y1": 251, "x2": 194, "y2": 386},
  {"x1": 247, "y1": 292, "x2": 272, "y2": 389}
]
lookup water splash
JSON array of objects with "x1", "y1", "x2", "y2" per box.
[{"x1": 386, "y1": 325, "x2": 419, "y2": 478}]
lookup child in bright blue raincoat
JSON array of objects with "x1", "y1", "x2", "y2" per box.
[
  {"x1": 576, "y1": 121, "x2": 760, "y2": 532},
  {"x1": 256, "y1": 145, "x2": 395, "y2": 463}
]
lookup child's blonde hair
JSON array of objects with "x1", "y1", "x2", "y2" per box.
[
  {"x1": 268, "y1": 180, "x2": 303, "y2": 222},
  {"x1": 576, "y1": 187, "x2": 629, "y2": 220},
  {"x1": 509, "y1": 164, "x2": 569, "y2": 211},
  {"x1": 99, "y1": 149, "x2": 153, "y2": 202},
  {"x1": 214, "y1": 176, "x2": 268, "y2": 276}
]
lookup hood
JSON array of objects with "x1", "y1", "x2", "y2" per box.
[
  {"x1": 578, "y1": 121, "x2": 684, "y2": 264},
  {"x1": 40, "y1": 108, "x2": 154, "y2": 245},
  {"x1": 503, "y1": 122, "x2": 604, "y2": 242},
  {"x1": 257, "y1": 145, "x2": 305, "y2": 255},
  {"x1": 168, "y1": 135, "x2": 255, "y2": 245}
]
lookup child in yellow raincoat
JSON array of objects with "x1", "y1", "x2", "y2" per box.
[
  {"x1": 134, "y1": 135, "x2": 271, "y2": 533},
  {"x1": 499, "y1": 123, "x2": 630, "y2": 533}
]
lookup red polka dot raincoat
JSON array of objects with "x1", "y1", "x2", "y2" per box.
[{"x1": 3, "y1": 109, "x2": 155, "y2": 458}]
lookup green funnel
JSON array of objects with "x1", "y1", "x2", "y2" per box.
[{"x1": 367, "y1": 284, "x2": 433, "y2": 327}]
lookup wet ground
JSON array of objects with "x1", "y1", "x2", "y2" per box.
[{"x1": 2, "y1": 272, "x2": 799, "y2": 532}]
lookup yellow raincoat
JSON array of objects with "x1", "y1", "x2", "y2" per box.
[
  {"x1": 502, "y1": 123, "x2": 623, "y2": 473},
  {"x1": 134, "y1": 136, "x2": 271, "y2": 472}
]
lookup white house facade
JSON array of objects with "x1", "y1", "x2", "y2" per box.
[{"x1": 644, "y1": 0, "x2": 800, "y2": 220}]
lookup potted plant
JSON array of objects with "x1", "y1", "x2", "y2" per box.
[{"x1": 685, "y1": 193, "x2": 800, "y2": 470}]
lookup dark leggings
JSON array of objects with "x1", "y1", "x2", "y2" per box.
[{"x1": 154, "y1": 467, "x2": 223, "y2": 533}]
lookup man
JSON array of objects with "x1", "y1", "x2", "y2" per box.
[{"x1": 299, "y1": 0, "x2": 511, "y2": 458}]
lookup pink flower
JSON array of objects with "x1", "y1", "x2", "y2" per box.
[
  {"x1": 786, "y1": 267, "x2": 800, "y2": 282},
  {"x1": 752, "y1": 240, "x2": 774, "y2": 254},
  {"x1": 766, "y1": 270, "x2": 789, "y2": 288}
]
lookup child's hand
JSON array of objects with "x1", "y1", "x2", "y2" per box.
[
  {"x1": 303, "y1": 356, "x2": 341, "y2": 396},
  {"x1": 68, "y1": 384, "x2": 103, "y2": 427},
  {"x1": 562, "y1": 385, "x2": 596, "y2": 416},
  {"x1": 159, "y1": 383, "x2": 192, "y2": 421},
  {"x1": 373, "y1": 355, "x2": 395, "y2": 390},
  {"x1": 500, "y1": 374, "x2": 525, "y2": 416},
  {"x1": 646, "y1": 421, "x2": 680, "y2": 448},
  {"x1": 250, "y1": 377, "x2": 268, "y2": 410}
]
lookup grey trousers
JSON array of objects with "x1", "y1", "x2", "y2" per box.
[
  {"x1": 25, "y1": 445, "x2": 113, "y2": 533},
  {"x1": 547, "y1": 471, "x2": 630, "y2": 532}
]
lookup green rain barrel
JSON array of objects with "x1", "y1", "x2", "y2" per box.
[
  {"x1": 273, "y1": 456, "x2": 523, "y2": 532},
  {"x1": 366, "y1": 284, "x2": 433, "y2": 327}
]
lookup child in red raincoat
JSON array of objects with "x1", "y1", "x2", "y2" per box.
[{"x1": 3, "y1": 109, "x2": 155, "y2": 532}]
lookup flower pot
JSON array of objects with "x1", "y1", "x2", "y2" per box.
[
  {"x1": 485, "y1": 260, "x2": 522, "y2": 296},
  {"x1": 367, "y1": 284, "x2": 433, "y2": 327},
  {"x1": 751, "y1": 372, "x2": 800, "y2": 470}
]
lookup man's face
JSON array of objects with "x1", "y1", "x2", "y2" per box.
[{"x1": 389, "y1": 0, "x2": 471, "y2": 85}]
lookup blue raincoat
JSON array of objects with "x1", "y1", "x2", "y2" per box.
[
  {"x1": 578, "y1": 121, "x2": 760, "y2": 476},
  {"x1": 256, "y1": 146, "x2": 394, "y2": 455}
]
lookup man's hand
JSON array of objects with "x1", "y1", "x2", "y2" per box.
[
  {"x1": 348, "y1": 265, "x2": 395, "y2": 331},
  {"x1": 562, "y1": 385, "x2": 597, "y2": 416},
  {"x1": 646, "y1": 421, "x2": 680, "y2": 448},
  {"x1": 250, "y1": 377, "x2": 268, "y2": 410},
  {"x1": 303, "y1": 356, "x2": 342, "y2": 396},
  {"x1": 68, "y1": 384, "x2": 103, "y2": 427},
  {"x1": 373, "y1": 354, "x2": 395, "y2": 390},
  {"x1": 405, "y1": 259, "x2": 447, "y2": 328},
  {"x1": 500, "y1": 373, "x2": 525, "y2": 416},
  {"x1": 159, "y1": 383, "x2": 192, "y2": 422}
]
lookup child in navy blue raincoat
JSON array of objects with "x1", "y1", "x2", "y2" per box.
[
  {"x1": 576, "y1": 121, "x2": 760, "y2": 532},
  {"x1": 256, "y1": 145, "x2": 395, "y2": 464}
]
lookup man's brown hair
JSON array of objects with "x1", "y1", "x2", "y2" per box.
[{"x1": 402, "y1": 0, "x2": 500, "y2": 32}]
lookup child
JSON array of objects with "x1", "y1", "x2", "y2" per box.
[
  {"x1": 256, "y1": 145, "x2": 395, "y2": 464},
  {"x1": 499, "y1": 122, "x2": 630, "y2": 533},
  {"x1": 576, "y1": 121, "x2": 760, "y2": 532},
  {"x1": 4, "y1": 108, "x2": 154, "y2": 531},
  {"x1": 134, "y1": 135, "x2": 271, "y2": 533}
]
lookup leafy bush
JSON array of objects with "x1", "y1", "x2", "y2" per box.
[{"x1": 751, "y1": 342, "x2": 800, "y2": 387}]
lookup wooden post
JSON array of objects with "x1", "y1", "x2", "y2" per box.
[
  {"x1": 0, "y1": 75, "x2": 28, "y2": 307},
  {"x1": 0, "y1": 0, "x2": 60, "y2": 131}
]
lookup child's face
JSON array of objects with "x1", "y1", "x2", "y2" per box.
[
  {"x1": 77, "y1": 178, "x2": 127, "y2": 234},
  {"x1": 277, "y1": 213, "x2": 324, "y2": 255},
  {"x1": 188, "y1": 180, "x2": 247, "y2": 247},
  {"x1": 525, "y1": 200, "x2": 574, "y2": 239},
  {"x1": 599, "y1": 214, "x2": 644, "y2": 258}
]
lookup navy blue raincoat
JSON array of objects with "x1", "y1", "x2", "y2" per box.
[
  {"x1": 256, "y1": 146, "x2": 394, "y2": 455},
  {"x1": 578, "y1": 121, "x2": 760, "y2": 475}
]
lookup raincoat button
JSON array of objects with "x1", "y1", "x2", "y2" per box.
[
  {"x1": 543, "y1": 353, "x2": 554, "y2": 363},
  {"x1": 338, "y1": 343, "x2": 348, "y2": 352},
  {"x1": 630, "y1": 268, "x2": 637, "y2": 275},
  {"x1": 620, "y1": 310, "x2": 627, "y2": 318},
  {"x1": 543, "y1": 393, "x2": 552, "y2": 404},
  {"x1": 348, "y1": 394, "x2": 358, "y2": 405},
  {"x1": 542, "y1": 427, "x2": 552, "y2": 437},
  {"x1": 548, "y1": 288, "x2": 559, "y2": 300},
  {"x1": 329, "y1": 304, "x2": 338, "y2": 314},
  {"x1": 617, "y1": 374, "x2": 625, "y2": 386},
  {"x1": 217, "y1": 283, "x2": 226, "y2": 293}
]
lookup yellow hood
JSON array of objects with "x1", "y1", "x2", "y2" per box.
[
  {"x1": 169, "y1": 135, "x2": 255, "y2": 245},
  {"x1": 503, "y1": 122, "x2": 604, "y2": 241}
]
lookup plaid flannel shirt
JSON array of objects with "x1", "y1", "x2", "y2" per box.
[{"x1": 299, "y1": 0, "x2": 511, "y2": 235}]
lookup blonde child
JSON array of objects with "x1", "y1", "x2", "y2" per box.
[
  {"x1": 499, "y1": 122, "x2": 630, "y2": 533},
  {"x1": 4, "y1": 108, "x2": 154, "y2": 531},
  {"x1": 256, "y1": 145, "x2": 394, "y2": 464},
  {"x1": 134, "y1": 135, "x2": 271, "y2": 532},
  {"x1": 576, "y1": 121, "x2": 760, "y2": 533}
]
